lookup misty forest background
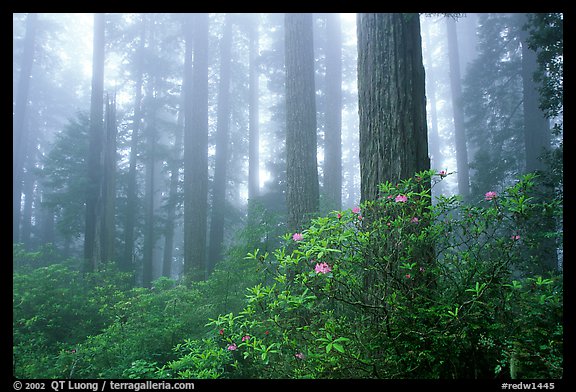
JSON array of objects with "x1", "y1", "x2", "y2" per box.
[{"x1": 13, "y1": 13, "x2": 563, "y2": 379}]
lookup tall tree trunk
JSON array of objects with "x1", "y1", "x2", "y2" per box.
[
  {"x1": 101, "y1": 93, "x2": 117, "y2": 264},
  {"x1": 456, "y1": 13, "x2": 479, "y2": 79},
  {"x1": 84, "y1": 13, "x2": 105, "y2": 273},
  {"x1": 357, "y1": 13, "x2": 434, "y2": 310},
  {"x1": 208, "y1": 15, "x2": 233, "y2": 274},
  {"x1": 184, "y1": 13, "x2": 209, "y2": 280},
  {"x1": 248, "y1": 15, "x2": 260, "y2": 203},
  {"x1": 357, "y1": 13, "x2": 429, "y2": 204},
  {"x1": 20, "y1": 157, "x2": 36, "y2": 248},
  {"x1": 162, "y1": 110, "x2": 184, "y2": 279},
  {"x1": 323, "y1": 13, "x2": 343, "y2": 211},
  {"x1": 142, "y1": 58, "x2": 159, "y2": 287},
  {"x1": 422, "y1": 19, "x2": 444, "y2": 195},
  {"x1": 446, "y1": 17, "x2": 470, "y2": 199},
  {"x1": 142, "y1": 113, "x2": 156, "y2": 288},
  {"x1": 285, "y1": 13, "x2": 320, "y2": 232},
  {"x1": 122, "y1": 15, "x2": 146, "y2": 274},
  {"x1": 13, "y1": 12, "x2": 37, "y2": 244}
]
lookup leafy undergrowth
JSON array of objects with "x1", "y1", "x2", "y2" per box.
[{"x1": 13, "y1": 171, "x2": 563, "y2": 379}]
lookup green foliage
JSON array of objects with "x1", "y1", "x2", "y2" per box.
[
  {"x1": 13, "y1": 221, "x2": 266, "y2": 378},
  {"x1": 38, "y1": 113, "x2": 90, "y2": 242},
  {"x1": 173, "y1": 170, "x2": 562, "y2": 379},
  {"x1": 13, "y1": 172, "x2": 562, "y2": 379},
  {"x1": 13, "y1": 262, "x2": 132, "y2": 378},
  {"x1": 462, "y1": 14, "x2": 526, "y2": 198},
  {"x1": 524, "y1": 13, "x2": 563, "y2": 122}
]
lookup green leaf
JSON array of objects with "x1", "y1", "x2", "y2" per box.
[{"x1": 333, "y1": 343, "x2": 345, "y2": 353}]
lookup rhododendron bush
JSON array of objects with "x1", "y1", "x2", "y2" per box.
[{"x1": 194, "y1": 170, "x2": 562, "y2": 379}]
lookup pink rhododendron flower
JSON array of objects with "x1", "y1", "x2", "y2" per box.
[
  {"x1": 315, "y1": 262, "x2": 332, "y2": 274},
  {"x1": 439, "y1": 170, "x2": 447, "y2": 177},
  {"x1": 405, "y1": 274, "x2": 411, "y2": 279},
  {"x1": 419, "y1": 266, "x2": 425, "y2": 273},
  {"x1": 227, "y1": 343, "x2": 237, "y2": 351},
  {"x1": 219, "y1": 329, "x2": 224, "y2": 335},
  {"x1": 485, "y1": 191, "x2": 497, "y2": 201},
  {"x1": 410, "y1": 217, "x2": 419, "y2": 224},
  {"x1": 292, "y1": 233, "x2": 304, "y2": 241},
  {"x1": 395, "y1": 195, "x2": 408, "y2": 203},
  {"x1": 511, "y1": 235, "x2": 521, "y2": 241},
  {"x1": 295, "y1": 352, "x2": 305, "y2": 360},
  {"x1": 352, "y1": 206, "x2": 361, "y2": 214},
  {"x1": 242, "y1": 335, "x2": 250, "y2": 342},
  {"x1": 337, "y1": 213, "x2": 342, "y2": 219}
]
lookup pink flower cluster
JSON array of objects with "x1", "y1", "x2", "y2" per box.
[
  {"x1": 315, "y1": 262, "x2": 332, "y2": 274},
  {"x1": 395, "y1": 195, "x2": 408, "y2": 203},
  {"x1": 292, "y1": 233, "x2": 304, "y2": 241},
  {"x1": 485, "y1": 191, "x2": 497, "y2": 201}
]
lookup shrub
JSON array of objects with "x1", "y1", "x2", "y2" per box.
[{"x1": 190, "y1": 170, "x2": 562, "y2": 379}]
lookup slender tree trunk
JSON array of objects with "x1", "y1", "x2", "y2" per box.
[
  {"x1": 456, "y1": 13, "x2": 479, "y2": 79},
  {"x1": 357, "y1": 13, "x2": 429, "y2": 204},
  {"x1": 323, "y1": 13, "x2": 343, "y2": 211},
  {"x1": 446, "y1": 17, "x2": 470, "y2": 199},
  {"x1": 84, "y1": 13, "x2": 105, "y2": 273},
  {"x1": 184, "y1": 13, "x2": 209, "y2": 280},
  {"x1": 162, "y1": 110, "x2": 183, "y2": 279},
  {"x1": 122, "y1": 16, "x2": 146, "y2": 275},
  {"x1": 285, "y1": 13, "x2": 320, "y2": 232},
  {"x1": 422, "y1": 19, "x2": 444, "y2": 195},
  {"x1": 208, "y1": 15, "x2": 233, "y2": 274},
  {"x1": 142, "y1": 68, "x2": 159, "y2": 287},
  {"x1": 13, "y1": 12, "x2": 37, "y2": 244},
  {"x1": 101, "y1": 93, "x2": 117, "y2": 264},
  {"x1": 248, "y1": 15, "x2": 260, "y2": 203},
  {"x1": 20, "y1": 157, "x2": 36, "y2": 248}
]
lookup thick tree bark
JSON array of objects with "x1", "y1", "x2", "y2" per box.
[
  {"x1": 13, "y1": 12, "x2": 37, "y2": 243},
  {"x1": 208, "y1": 14, "x2": 233, "y2": 274},
  {"x1": 323, "y1": 13, "x2": 343, "y2": 211},
  {"x1": 184, "y1": 13, "x2": 209, "y2": 280},
  {"x1": 447, "y1": 17, "x2": 470, "y2": 198},
  {"x1": 357, "y1": 13, "x2": 429, "y2": 204},
  {"x1": 84, "y1": 13, "x2": 105, "y2": 273},
  {"x1": 285, "y1": 13, "x2": 320, "y2": 232}
]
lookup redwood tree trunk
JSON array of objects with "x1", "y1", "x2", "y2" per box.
[
  {"x1": 13, "y1": 12, "x2": 37, "y2": 244},
  {"x1": 285, "y1": 13, "x2": 320, "y2": 232},
  {"x1": 84, "y1": 13, "x2": 105, "y2": 273},
  {"x1": 208, "y1": 14, "x2": 233, "y2": 274},
  {"x1": 323, "y1": 13, "x2": 343, "y2": 211},
  {"x1": 357, "y1": 13, "x2": 429, "y2": 204},
  {"x1": 184, "y1": 13, "x2": 209, "y2": 280}
]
